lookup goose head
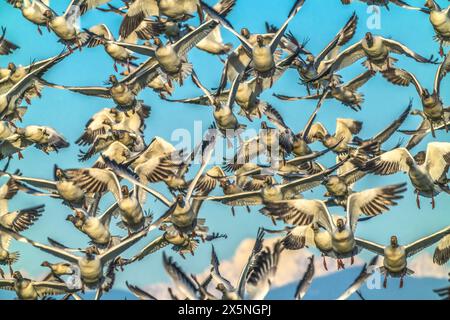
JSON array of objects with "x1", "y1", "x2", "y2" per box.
[
  {"x1": 390, "y1": 235, "x2": 399, "y2": 248},
  {"x1": 413, "y1": 151, "x2": 426, "y2": 166},
  {"x1": 54, "y1": 165, "x2": 68, "y2": 181},
  {"x1": 240, "y1": 28, "x2": 250, "y2": 39},
  {"x1": 12, "y1": 271, "x2": 23, "y2": 280},
  {"x1": 153, "y1": 37, "x2": 163, "y2": 48},
  {"x1": 216, "y1": 283, "x2": 227, "y2": 293},
  {"x1": 40, "y1": 261, "x2": 51, "y2": 268},
  {"x1": 336, "y1": 218, "x2": 345, "y2": 232},
  {"x1": 424, "y1": 0, "x2": 440, "y2": 11},
  {"x1": 107, "y1": 75, "x2": 119, "y2": 86},
  {"x1": 219, "y1": 179, "x2": 231, "y2": 189},
  {"x1": 7, "y1": 63, "x2": 16, "y2": 73},
  {"x1": 176, "y1": 194, "x2": 186, "y2": 208},
  {"x1": 121, "y1": 185, "x2": 130, "y2": 198},
  {"x1": 365, "y1": 32, "x2": 374, "y2": 48},
  {"x1": 13, "y1": 1, "x2": 22, "y2": 8},
  {"x1": 306, "y1": 54, "x2": 315, "y2": 64},
  {"x1": 43, "y1": 10, "x2": 55, "y2": 25},
  {"x1": 421, "y1": 88, "x2": 431, "y2": 99},
  {"x1": 256, "y1": 35, "x2": 265, "y2": 47},
  {"x1": 85, "y1": 246, "x2": 100, "y2": 259},
  {"x1": 264, "y1": 176, "x2": 274, "y2": 187}
]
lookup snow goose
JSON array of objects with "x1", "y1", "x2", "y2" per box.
[
  {"x1": 210, "y1": 228, "x2": 265, "y2": 300},
  {"x1": 275, "y1": 70, "x2": 375, "y2": 111},
  {"x1": 5, "y1": 228, "x2": 148, "y2": 290},
  {"x1": 307, "y1": 118, "x2": 363, "y2": 154},
  {"x1": 0, "y1": 204, "x2": 44, "y2": 233},
  {"x1": 165, "y1": 53, "x2": 296, "y2": 120},
  {"x1": 126, "y1": 224, "x2": 227, "y2": 263},
  {"x1": 119, "y1": 0, "x2": 205, "y2": 39},
  {"x1": 262, "y1": 184, "x2": 406, "y2": 269},
  {"x1": 278, "y1": 12, "x2": 358, "y2": 94},
  {"x1": 356, "y1": 225, "x2": 450, "y2": 288},
  {"x1": 50, "y1": 67, "x2": 155, "y2": 110},
  {"x1": 206, "y1": 0, "x2": 305, "y2": 84},
  {"x1": 321, "y1": 103, "x2": 412, "y2": 205},
  {"x1": 68, "y1": 168, "x2": 151, "y2": 233},
  {"x1": 395, "y1": 0, "x2": 450, "y2": 56},
  {"x1": 361, "y1": 142, "x2": 450, "y2": 208},
  {"x1": 77, "y1": 129, "x2": 144, "y2": 162},
  {"x1": 294, "y1": 255, "x2": 315, "y2": 300},
  {"x1": 245, "y1": 241, "x2": 283, "y2": 300},
  {"x1": 85, "y1": 24, "x2": 139, "y2": 72},
  {"x1": 40, "y1": 261, "x2": 75, "y2": 282},
  {"x1": 0, "y1": 271, "x2": 76, "y2": 300},
  {"x1": 6, "y1": 166, "x2": 87, "y2": 206},
  {"x1": 382, "y1": 52, "x2": 450, "y2": 137},
  {"x1": 399, "y1": 109, "x2": 449, "y2": 150},
  {"x1": 0, "y1": 52, "x2": 70, "y2": 120},
  {"x1": 163, "y1": 252, "x2": 215, "y2": 300},
  {"x1": 115, "y1": 19, "x2": 219, "y2": 85},
  {"x1": 204, "y1": 160, "x2": 347, "y2": 208},
  {"x1": 0, "y1": 51, "x2": 71, "y2": 106},
  {"x1": 15, "y1": 125, "x2": 69, "y2": 154},
  {"x1": 336, "y1": 255, "x2": 379, "y2": 300},
  {"x1": 66, "y1": 198, "x2": 115, "y2": 246},
  {"x1": 0, "y1": 27, "x2": 19, "y2": 56},
  {"x1": 309, "y1": 32, "x2": 439, "y2": 83},
  {"x1": 8, "y1": 0, "x2": 54, "y2": 35}
]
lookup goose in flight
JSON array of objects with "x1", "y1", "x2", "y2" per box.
[
  {"x1": 360, "y1": 142, "x2": 450, "y2": 209},
  {"x1": 209, "y1": 228, "x2": 265, "y2": 300},
  {"x1": 5, "y1": 227, "x2": 148, "y2": 291},
  {"x1": 66, "y1": 197, "x2": 115, "y2": 247},
  {"x1": 0, "y1": 51, "x2": 71, "y2": 106},
  {"x1": 206, "y1": 0, "x2": 305, "y2": 85},
  {"x1": 382, "y1": 52, "x2": 450, "y2": 137},
  {"x1": 67, "y1": 168, "x2": 152, "y2": 234},
  {"x1": 306, "y1": 118, "x2": 363, "y2": 154},
  {"x1": 7, "y1": 0, "x2": 53, "y2": 35},
  {"x1": 309, "y1": 32, "x2": 439, "y2": 83},
  {"x1": 321, "y1": 102, "x2": 412, "y2": 206},
  {"x1": 119, "y1": 0, "x2": 206, "y2": 40},
  {"x1": 165, "y1": 53, "x2": 296, "y2": 120},
  {"x1": 4, "y1": 165, "x2": 93, "y2": 208},
  {"x1": 263, "y1": 184, "x2": 406, "y2": 269},
  {"x1": 42, "y1": 0, "x2": 115, "y2": 51},
  {"x1": 0, "y1": 52, "x2": 71, "y2": 120},
  {"x1": 275, "y1": 70, "x2": 375, "y2": 111},
  {"x1": 113, "y1": 19, "x2": 220, "y2": 86},
  {"x1": 163, "y1": 252, "x2": 216, "y2": 300},
  {"x1": 85, "y1": 24, "x2": 140, "y2": 72},
  {"x1": 0, "y1": 270, "x2": 76, "y2": 300},
  {"x1": 204, "y1": 160, "x2": 347, "y2": 208},
  {"x1": 399, "y1": 109, "x2": 450, "y2": 151},
  {"x1": 0, "y1": 27, "x2": 19, "y2": 56},
  {"x1": 356, "y1": 225, "x2": 450, "y2": 288},
  {"x1": 278, "y1": 12, "x2": 358, "y2": 94},
  {"x1": 395, "y1": 0, "x2": 450, "y2": 56}
]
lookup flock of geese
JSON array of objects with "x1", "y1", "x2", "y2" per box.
[{"x1": 0, "y1": 0, "x2": 449, "y2": 300}]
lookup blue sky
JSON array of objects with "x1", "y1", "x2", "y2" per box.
[{"x1": 0, "y1": 0, "x2": 449, "y2": 299}]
